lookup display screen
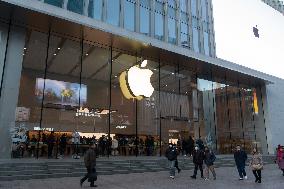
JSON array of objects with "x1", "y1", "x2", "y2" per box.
[
  {"x1": 212, "y1": 0, "x2": 284, "y2": 79},
  {"x1": 35, "y1": 78, "x2": 87, "y2": 106}
]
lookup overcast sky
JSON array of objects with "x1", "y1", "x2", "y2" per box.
[{"x1": 212, "y1": 0, "x2": 284, "y2": 79}]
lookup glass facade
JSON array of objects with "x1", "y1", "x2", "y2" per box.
[
  {"x1": 0, "y1": 1, "x2": 268, "y2": 159},
  {"x1": 39, "y1": 0, "x2": 215, "y2": 57}
]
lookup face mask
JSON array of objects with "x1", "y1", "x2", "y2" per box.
[
  {"x1": 169, "y1": 145, "x2": 172, "y2": 148},
  {"x1": 195, "y1": 147, "x2": 198, "y2": 150}
]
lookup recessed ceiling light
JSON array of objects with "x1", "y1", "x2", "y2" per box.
[
  {"x1": 154, "y1": 69, "x2": 157, "y2": 71},
  {"x1": 185, "y1": 92, "x2": 188, "y2": 94},
  {"x1": 165, "y1": 85, "x2": 168, "y2": 87},
  {"x1": 171, "y1": 72, "x2": 174, "y2": 75},
  {"x1": 86, "y1": 53, "x2": 89, "y2": 56},
  {"x1": 24, "y1": 47, "x2": 26, "y2": 50},
  {"x1": 57, "y1": 47, "x2": 61, "y2": 50},
  {"x1": 53, "y1": 53, "x2": 57, "y2": 56},
  {"x1": 22, "y1": 53, "x2": 25, "y2": 56},
  {"x1": 115, "y1": 75, "x2": 118, "y2": 78}
]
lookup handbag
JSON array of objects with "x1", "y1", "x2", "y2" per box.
[{"x1": 252, "y1": 164, "x2": 263, "y2": 170}]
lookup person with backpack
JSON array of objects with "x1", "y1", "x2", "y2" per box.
[
  {"x1": 204, "y1": 146, "x2": 216, "y2": 180},
  {"x1": 165, "y1": 143, "x2": 178, "y2": 179}
]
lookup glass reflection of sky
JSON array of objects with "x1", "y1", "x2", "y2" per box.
[{"x1": 36, "y1": 78, "x2": 87, "y2": 106}]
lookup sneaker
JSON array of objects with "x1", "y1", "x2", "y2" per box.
[
  {"x1": 170, "y1": 176, "x2": 175, "y2": 179},
  {"x1": 190, "y1": 175, "x2": 196, "y2": 179},
  {"x1": 244, "y1": 176, "x2": 248, "y2": 180},
  {"x1": 239, "y1": 178, "x2": 244, "y2": 180}
]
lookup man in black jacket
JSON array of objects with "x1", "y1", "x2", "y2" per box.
[
  {"x1": 165, "y1": 143, "x2": 178, "y2": 179},
  {"x1": 80, "y1": 144, "x2": 97, "y2": 187},
  {"x1": 234, "y1": 145, "x2": 248, "y2": 180},
  {"x1": 191, "y1": 145, "x2": 205, "y2": 179}
]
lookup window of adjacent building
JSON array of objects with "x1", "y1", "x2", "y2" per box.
[
  {"x1": 124, "y1": 0, "x2": 135, "y2": 31},
  {"x1": 168, "y1": 1, "x2": 177, "y2": 44},
  {"x1": 193, "y1": 28, "x2": 199, "y2": 53},
  {"x1": 140, "y1": 0, "x2": 150, "y2": 35},
  {"x1": 155, "y1": 0, "x2": 165, "y2": 40},
  {"x1": 191, "y1": 0, "x2": 197, "y2": 17},
  {"x1": 67, "y1": 0, "x2": 83, "y2": 15},
  {"x1": 106, "y1": 0, "x2": 120, "y2": 26},
  {"x1": 203, "y1": 31, "x2": 210, "y2": 56},
  {"x1": 88, "y1": 0, "x2": 103, "y2": 20}
]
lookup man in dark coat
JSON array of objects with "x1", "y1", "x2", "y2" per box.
[
  {"x1": 165, "y1": 143, "x2": 178, "y2": 179},
  {"x1": 191, "y1": 145, "x2": 205, "y2": 179},
  {"x1": 80, "y1": 144, "x2": 97, "y2": 187},
  {"x1": 186, "y1": 136, "x2": 194, "y2": 156},
  {"x1": 47, "y1": 132, "x2": 55, "y2": 159},
  {"x1": 204, "y1": 146, "x2": 216, "y2": 180},
  {"x1": 234, "y1": 145, "x2": 248, "y2": 180}
]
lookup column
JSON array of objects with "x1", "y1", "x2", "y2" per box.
[{"x1": 0, "y1": 25, "x2": 26, "y2": 159}]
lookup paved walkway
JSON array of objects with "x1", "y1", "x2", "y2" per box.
[{"x1": 0, "y1": 164, "x2": 283, "y2": 189}]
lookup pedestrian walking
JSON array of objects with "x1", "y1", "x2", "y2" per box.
[
  {"x1": 80, "y1": 144, "x2": 97, "y2": 187},
  {"x1": 47, "y1": 131, "x2": 55, "y2": 159},
  {"x1": 165, "y1": 143, "x2": 178, "y2": 179},
  {"x1": 234, "y1": 145, "x2": 248, "y2": 180},
  {"x1": 276, "y1": 145, "x2": 284, "y2": 176},
  {"x1": 249, "y1": 148, "x2": 263, "y2": 183},
  {"x1": 173, "y1": 144, "x2": 181, "y2": 173},
  {"x1": 190, "y1": 145, "x2": 205, "y2": 179},
  {"x1": 204, "y1": 146, "x2": 216, "y2": 180}
]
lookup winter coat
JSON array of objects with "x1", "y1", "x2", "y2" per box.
[
  {"x1": 84, "y1": 148, "x2": 96, "y2": 168},
  {"x1": 249, "y1": 153, "x2": 263, "y2": 170},
  {"x1": 192, "y1": 149, "x2": 205, "y2": 164},
  {"x1": 234, "y1": 150, "x2": 247, "y2": 168},
  {"x1": 204, "y1": 151, "x2": 216, "y2": 166},
  {"x1": 276, "y1": 150, "x2": 284, "y2": 169},
  {"x1": 165, "y1": 147, "x2": 178, "y2": 161}
]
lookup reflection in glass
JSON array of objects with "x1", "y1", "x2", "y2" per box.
[
  {"x1": 140, "y1": 5, "x2": 150, "y2": 35},
  {"x1": 88, "y1": 0, "x2": 103, "y2": 20},
  {"x1": 168, "y1": 18, "x2": 176, "y2": 44},
  {"x1": 124, "y1": 0, "x2": 135, "y2": 31},
  {"x1": 191, "y1": 0, "x2": 197, "y2": 17},
  {"x1": 193, "y1": 28, "x2": 200, "y2": 53},
  {"x1": 203, "y1": 31, "x2": 210, "y2": 56},
  {"x1": 67, "y1": 0, "x2": 83, "y2": 15},
  {"x1": 44, "y1": 0, "x2": 63, "y2": 7},
  {"x1": 106, "y1": 0, "x2": 120, "y2": 26},
  {"x1": 155, "y1": 13, "x2": 164, "y2": 40}
]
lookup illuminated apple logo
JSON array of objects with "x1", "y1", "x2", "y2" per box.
[{"x1": 119, "y1": 60, "x2": 154, "y2": 100}]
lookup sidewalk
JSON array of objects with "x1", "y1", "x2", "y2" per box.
[{"x1": 0, "y1": 164, "x2": 282, "y2": 189}]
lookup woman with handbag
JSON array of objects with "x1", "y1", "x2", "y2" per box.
[{"x1": 249, "y1": 148, "x2": 263, "y2": 183}]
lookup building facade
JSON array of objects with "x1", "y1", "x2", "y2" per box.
[
  {"x1": 262, "y1": 0, "x2": 284, "y2": 14},
  {"x1": 0, "y1": 0, "x2": 281, "y2": 159}
]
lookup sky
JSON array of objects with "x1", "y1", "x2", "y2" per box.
[{"x1": 212, "y1": 0, "x2": 284, "y2": 79}]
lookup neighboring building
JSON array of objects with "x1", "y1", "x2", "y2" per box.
[
  {"x1": 0, "y1": 0, "x2": 281, "y2": 159},
  {"x1": 262, "y1": 0, "x2": 284, "y2": 15}
]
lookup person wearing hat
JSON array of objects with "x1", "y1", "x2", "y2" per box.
[{"x1": 165, "y1": 143, "x2": 178, "y2": 179}]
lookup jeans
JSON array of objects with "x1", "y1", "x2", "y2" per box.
[
  {"x1": 205, "y1": 165, "x2": 216, "y2": 179},
  {"x1": 252, "y1": 170, "x2": 261, "y2": 181},
  {"x1": 193, "y1": 163, "x2": 203, "y2": 177},
  {"x1": 237, "y1": 166, "x2": 247, "y2": 178},
  {"x1": 169, "y1": 160, "x2": 175, "y2": 176}
]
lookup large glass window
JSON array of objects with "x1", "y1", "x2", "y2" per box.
[
  {"x1": 201, "y1": 0, "x2": 208, "y2": 21},
  {"x1": 67, "y1": 0, "x2": 84, "y2": 15},
  {"x1": 106, "y1": 0, "x2": 120, "y2": 26},
  {"x1": 191, "y1": 0, "x2": 197, "y2": 17},
  {"x1": 124, "y1": 0, "x2": 135, "y2": 31},
  {"x1": 180, "y1": 22, "x2": 189, "y2": 48},
  {"x1": 88, "y1": 0, "x2": 103, "y2": 20},
  {"x1": 180, "y1": 0, "x2": 188, "y2": 13},
  {"x1": 44, "y1": 0, "x2": 63, "y2": 8},
  {"x1": 140, "y1": 0, "x2": 150, "y2": 35},
  {"x1": 203, "y1": 31, "x2": 210, "y2": 56},
  {"x1": 154, "y1": 1, "x2": 165, "y2": 40},
  {"x1": 168, "y1": 2, "x2": 177, "y2": 44},
  {"x1": 192, "y1": 28, "x2": 200, "y2": 53}
]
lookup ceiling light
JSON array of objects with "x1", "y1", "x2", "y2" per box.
[
  {"x1": 115, "y1": 75, "x2": 118, "y2": 78},
  {"x1": 171, "y1": 72, "x2": 174, "y2": 75},
  {"x1": 57, "y1": 47, "x2": 61, "y2": 50},
  {"x1": 85, "y1": 53, "x2": 89, "y2": 56},
  {"x1": 165, "y1": 85, "x2": 168, "y2": 87},
  {"x1": 22, "y1": 53, "x2": 25, "y2": 56},
  {"x1": 53, "y1": 53, "x2": 57, "y2": 56},
  {"x1": 24, "y1": 47, "x2": 26, "y2": 50}
]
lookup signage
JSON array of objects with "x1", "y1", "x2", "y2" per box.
[{"x1": 119, "y1": 60, "x2": 154, "y2": 100}]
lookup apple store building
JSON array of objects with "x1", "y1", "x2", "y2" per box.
[{"x1": 0, "y1": 0, "x2": 272, "y2": 159}]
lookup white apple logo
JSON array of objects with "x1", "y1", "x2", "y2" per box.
[{"x1": 119, "y1": 60, "x2": 154, "y2": 100}]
